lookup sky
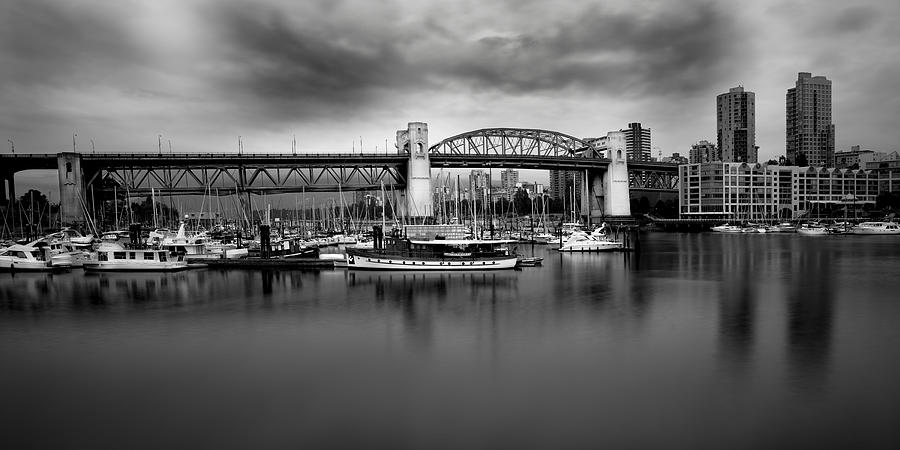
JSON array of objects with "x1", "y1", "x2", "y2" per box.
[{"x1": 3, "y1": 0, "x2": 900, "y2": 196}]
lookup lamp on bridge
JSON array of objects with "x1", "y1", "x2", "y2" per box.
[{"x1": 6, "y1": 139, "x2": 13, "y2": 154}]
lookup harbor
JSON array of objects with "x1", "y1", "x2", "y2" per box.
[{"x1": 4, "y1": 232, "x2": 900, "y2": 448}]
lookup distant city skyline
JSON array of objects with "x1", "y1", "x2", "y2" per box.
[{"x1": 3, "y1": 0, "x2": 900, "y2": 195}]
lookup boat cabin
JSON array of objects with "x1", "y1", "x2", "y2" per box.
[{"x1": 97, "y1": 249, "x2": 182, "y2": 263}]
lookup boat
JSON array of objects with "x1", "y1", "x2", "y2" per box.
[
  {"x1": 346, "y1": 238, "x2": 518, "y2": 270},
  {"x1": 556, "y1": 231, "x2": 624, "y2": 252},
  {"x1": 83, "y1": 243, "x2": 189, "y2": 272},
  {"x1": 712, "y1": 224, "x2": 744, "y2": 233},
  {"x1": 45, "y1": 227, "x2": 95, "y2": 248},
  {"x1": 771, "y1": 223, "x2": 797, "y2": 233},
  {"x1": 33, "y1": 239, "x2": 93, "y2": 267},
  {"x1": 0, "y1": 244, "x2": 73, "y2": 271},
  {"x1": 850, "y1": 222, "x2": 900, "y2": 235},
  {"x1": 160, "y1": 224, "x2": 248, "y2": 260},
  {"x1": 516, "y1": 256, "x2": 543, "y2": 267},
  {"x1": 797, "y1": 223, "x2": 828, "y2": 235}
]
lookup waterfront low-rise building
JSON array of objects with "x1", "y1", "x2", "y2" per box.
[{"x1": 679, "y1": 162, "x2": 879, "y2": 219}]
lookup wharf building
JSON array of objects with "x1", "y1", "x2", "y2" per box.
[
  {"x1": 717, "y1": 86, "x2": 757, "y2": 163},
  {"x1": 679, "y1": 162, "x2": 878, "y2": 220},
  {"x1": 689, "y1": 140, "x2": 720, "y2": 163},
  {"x1": 787, "y1": 72, "x2": 835, "y2": 167}
]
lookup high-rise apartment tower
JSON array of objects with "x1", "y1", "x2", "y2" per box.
[
  {"x1": 717, "y1": 86, "x2": 756, "y2": 163},
  {"x1": 786, "y1": 72, "x2": 834, "y2": 167}
]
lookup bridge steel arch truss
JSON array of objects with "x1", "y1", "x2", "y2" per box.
[
  {"x1": 429, "y1": 128, "x2": 605, "y2": 159},
  {"x1": 82, "y1": 154, "x2": 407, "y2": 195}
]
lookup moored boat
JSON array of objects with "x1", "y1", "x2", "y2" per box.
[
  {"x1": 797, "y1": 223, "x2": 828, "y2": 235},
  {"x1": 346, "y1": 238, "x2": 518, "y2": 270},
  {"x1": 83, "y1": 244, "x2": 189, "y2": 272},
  {"x1": 850, "y1": 222, "x2": 900, "y2": 235},
  {"x1": 712, "y1": 224, "x2": 744, "y2": 233},
  {"x1": 0, "y1": 244, "x2": 72, "y2": 271},
  {"x1": 556, "y1": 231, "x2": 624, "y2": 252}
]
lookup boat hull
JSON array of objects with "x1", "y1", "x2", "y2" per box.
[
  {"x1": 557, "y1": 242, "x2": 623, "y2": 252},
  {"x1": 347, "y1": 254, "x2": 518, "y2": 271},
  {"x1": 83, "y1": 261, "x2": 190, "y2": 272},
  {"x1": 850, "y1": 229, "x2": 900, "y2": 235},
  {"x1": 0, "y1": 260, "x2": 56, "y2": 271}
]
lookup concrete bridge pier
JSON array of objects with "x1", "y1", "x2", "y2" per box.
[
  {"x1": 0, "y1": 172, "x2": 12, "y2": 206},
  {"x1": 57, "y1": 152, "x2": 87, "y2": 226},
  {"x1": 581, "y1": 131, "x2": 631, "y2": 225},
  {"x1": 397, "y1": 122, "x2": 433, "y2": 220}
]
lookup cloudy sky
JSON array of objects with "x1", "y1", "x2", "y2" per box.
[{"x1": 2, "y1": 0, "x2": 899, "y2": 193}]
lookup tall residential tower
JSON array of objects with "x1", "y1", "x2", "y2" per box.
[
  {"x1": 717, "y1": 86, "x2": 756, "y2": 163},
  {"x1": 622, "y1": 123, "x2": 651, "y2": 162},
  {"x1": 786, "y1": 72, "x2": 834, "y2": 167}
]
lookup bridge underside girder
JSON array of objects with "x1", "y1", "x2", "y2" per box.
[
  {"x1": 628, "y1": 168, "x2": 679, "y2": 191},
  {"x1": 91, "y1": 164, "x2": 406, "y2": 196}
]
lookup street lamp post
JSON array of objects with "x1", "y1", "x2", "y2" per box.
[{"x1": 7, "y1": 139, "x2": 13, "y2": 154}]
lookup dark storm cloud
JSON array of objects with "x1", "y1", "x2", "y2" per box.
[
  {"x1": 211, "y1": 4, "x2": 419, "y2": 110},
  {"x1": 203, "y1": 0, "x2": 742, "y2": 121},
  {"x1": 425, "y1": 1, "x2": 740, "y2": 98}
]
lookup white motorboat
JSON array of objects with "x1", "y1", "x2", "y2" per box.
[
  {"x1": 771, "y1": 223, "x2": 797, "y2": 233},
  {"x1": 45, "y1": 227, "x2": 94, "y2": 247},
  {"x1": 83, "y1": 243, "x2": 189, "y2": 272},
  {"x1": 33, "y1": 239, "x2": 93, "y2": 267},
  {"x1": 0, "y1": 244, "x2": 73, "y2": 271},
  {"x1": 712, "y1": 224, "x2": 744, "y2": 233},
  {"x1": 346, "y1": 238, "x2": 518, "y2": 270},
  {"x1": 556, "y1": 231, "x2": 624, "y2": 252},
  {"x1": 797, "y1": 224, "x2": 828, "y2": 235},
  {"x1": 850, "y1": 222, "x2": 900, "y2": 235}
]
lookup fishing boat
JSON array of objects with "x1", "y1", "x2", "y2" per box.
[
  {"x1": 850, "y1": 222, "x2": 900, "y2": 235},
  {"x1": 0, "y1": 244, "x2": 73, "y2": 271},
  {"x1": 346, "y1": 238, "x2": 518, "y2": 270},
  {"x1": 556, "y1": 231, "x2": 624, "y2": 252},
  {"x1": 83, "y1": 243, "x2": 189, "y2": 272}
]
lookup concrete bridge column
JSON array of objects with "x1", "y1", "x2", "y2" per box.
[
  {"x1": 397, "y1": 122, "x2": 432, "y2": 220},
  {"x1": 582, "y1": 131, "x2": 631, "y2": 223},
  {"x1": 0, "y1": 172, "x2": 9, "y2": 205},
  {"x1": 57, "y1": 152, "x2": 86, "y2": 225}
]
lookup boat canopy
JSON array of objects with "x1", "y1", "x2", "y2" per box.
[{"x1": 408, "y1": 239, "x2": 517, "y2": 246}]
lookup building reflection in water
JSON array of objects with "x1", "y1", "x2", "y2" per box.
[
  {"x1": 717, "y1": 234, "x2": 758, "y2": 374},
  {"x1": 786, "y1": 237, "x2": 833, "y2": 393}
]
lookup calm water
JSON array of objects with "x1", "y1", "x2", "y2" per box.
[{"x1": 2, "y1": 233, "x2": 900, "y2": 449}]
